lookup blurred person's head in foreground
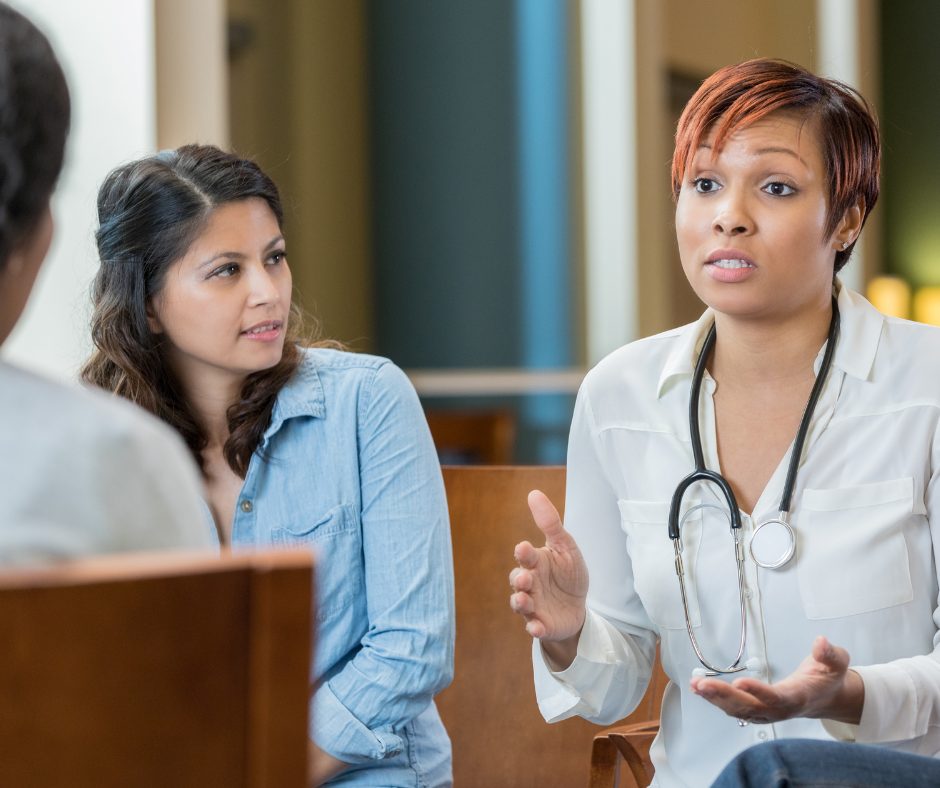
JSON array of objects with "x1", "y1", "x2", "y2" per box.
[{"x1": 0, "y1": 2, "x2": 70, "y2": 345}]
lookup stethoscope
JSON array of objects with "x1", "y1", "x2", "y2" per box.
[{"x1": 668, "y1": 298, "x2": 840, "y2": 680}]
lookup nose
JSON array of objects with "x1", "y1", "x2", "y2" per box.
[
  {"x1": 712, "y1": 188, "x2": 754, "y2": 238},
  {"x1": 245, "y1": 262, "x2": 281, "y2": 307}
]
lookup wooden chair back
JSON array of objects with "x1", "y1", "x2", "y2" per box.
[
  {"x1": 425, "y1": 409, "x2": 516, "y2": 464},
  {"x1": 437, "y1": 467, "x2": 666, "y2": 788},
  {"x1": 0, "y1": 550, "x2": 313, "y2": 788}
]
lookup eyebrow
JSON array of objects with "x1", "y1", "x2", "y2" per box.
[
  {"x1": 695, "y1": 142, "x2": 803, "y2": 161},
  {"x1": 198, "y1": 235, "x2": 285, "y2": 270},
  {"x1": 755, "y1": 146, "x2": 802, "y2": 160}
]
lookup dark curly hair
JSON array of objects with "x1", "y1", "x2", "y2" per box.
[
  {"x1": 81, "y1": 145, "x2": 339, "y2": 477},
  {"x1": 0, "y1": 3, "x2": 70, "y2": 268}
]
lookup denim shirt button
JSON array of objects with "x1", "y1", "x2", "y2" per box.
[{"x1": 240, "y1": 499, "x2": 253, "y2": 513}]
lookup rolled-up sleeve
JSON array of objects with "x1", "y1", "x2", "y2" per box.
[
  {"x1": 311, "y1": 361, "x2": 455, "y2": 763},
  {"x1": 532, "y1": 381, "x2": 655, "y2": 727},
  {"x1": 822, "y1": 422, "x2": 940, "y2": 750}
]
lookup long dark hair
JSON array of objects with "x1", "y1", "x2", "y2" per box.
[
  {"x1": 82, "y1": 145, "x2": 338, "y2": 477},
  {"x1": 0, "y1": 2, "x2": 70, "y2": 268}
]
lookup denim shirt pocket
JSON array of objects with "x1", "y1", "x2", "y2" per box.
[{"x1": 272, "y1": 502, "x2": 362, "y2": 621}]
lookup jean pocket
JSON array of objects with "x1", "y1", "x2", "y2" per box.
[
  {"x1": 618, "y1": 499, "x2": 702, "y2": 630},
  {"x1": 273, "y1": 503, "x2": 362, "y2": 620},
  {"x1": 797, "y1": 477, "x2": 915, "y2": 620},
  {"x1": 273, "y1": 502, "x2": 357, "y2": 544}
]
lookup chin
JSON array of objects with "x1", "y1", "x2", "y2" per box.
[
  {"x1": 693, "y1": 280, "x2": 776, "y2": 319},
  {"x1": 240, "y1": 344, "x2": 286, "y2": 375}
]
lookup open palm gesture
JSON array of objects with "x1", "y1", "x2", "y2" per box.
[{"x1": 509, "y1": 490, "x2": 589, "y2": 657}]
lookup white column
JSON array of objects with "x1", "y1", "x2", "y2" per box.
[
  {"x1": 2, "y1": 0, "x2": 156, "y2": 381},
  {"x1": 817, "y1": 0, "x2": 865, "y2": 294},
  {"x1": 580, "y1": 0, "x2": 638, "y2": 366}
]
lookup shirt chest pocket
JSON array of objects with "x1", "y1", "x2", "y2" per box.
[
  {"x1": 797, "y1": 477, "x2": 918, "y2": 620},
  {"x1": 618, "y1": 499, "x2": 703, "y2": 630},
  {"x1": 272, "y1": 502, "x2": 363, "y2": 621}
]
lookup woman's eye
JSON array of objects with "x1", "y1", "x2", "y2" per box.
[
  {"x1": 213, "y1": 263, "x2": 239, "y2": 278},
  {"x1": 268, "y1": 251, "x2": 287, "y2": 265},
  {"x1": 693, "y1": 178, "x2": 720, "y2": 194},
  {"x1": 763, "y1": 181, "x2": 796, "y2": 197}
]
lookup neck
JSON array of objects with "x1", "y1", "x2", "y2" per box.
[
  {"x1": 709, "y1": 291, "x2": 833, "y2": 389},
  {"x1": 168, "y1": 356, "x2": 247, "y2": 451}
]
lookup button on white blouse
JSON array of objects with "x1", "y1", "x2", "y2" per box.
[{"x1": 533, "y1": 282, "x2": 940, "y2": 788}]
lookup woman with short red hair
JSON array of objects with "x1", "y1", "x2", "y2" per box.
[{"x1": 510, "y1": 59, "x2": 940, "y2": 786}]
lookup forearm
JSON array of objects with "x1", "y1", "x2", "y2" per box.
[
  {"x1": 534, "y1": 609, "x2": 655, "y2": 725},
  {"x1": 312, "y1": 639, "x2": 450, "y2": 763},
  {"x1": 541, "y1": 625, "x2": 583, "y2": 672},
  {"x1": 826, "y1": 654, "x2": 940, "y2": 744},
  {"x1": 307, "y1": 741, "x2": 348, "y2": 787},
  {"x1": 819, "y1": 668, "x2": 864, "y2": 725}
]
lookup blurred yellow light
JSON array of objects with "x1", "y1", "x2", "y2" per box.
[
  {"x1": 913, "y1": 287, "x2": 940, "y2": 326},
  {"x1": 867, "y1": 276, "x2": 911, "y2": 320}
]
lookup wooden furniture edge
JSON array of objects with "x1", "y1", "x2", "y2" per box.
[{"x1": 0, "y1": 548, "x2": 313, "y2": 590}]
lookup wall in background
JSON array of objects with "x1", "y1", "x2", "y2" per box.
[
  {"x1": 881, "y1": 0, "x2": 940, "y2": 287},
  {"x1": 666, "y1": 0, "x2": 816, "y2": 75},
  {"x1": 368, "y1": 0, "x2": 579, "y2": 463},
  {"x1": 1, "y1": 0, "x2": 156, "y2": 381},
  {"x1": 156, "y1": 0, "x2": 228, "y2": 151},
  {"x1": 368, "y1": 0, "x2": 522, "y2": 370},
  {"x1": 228, "y1": 0, "x2": 374, "y2": 349}
]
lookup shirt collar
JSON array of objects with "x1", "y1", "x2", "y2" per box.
[
  {"x1": 656, "y1": 278, "x2": 885, "y2": 398},
  {"x1": 266, "y1": 349, "x2": 326, "y2": 436}
]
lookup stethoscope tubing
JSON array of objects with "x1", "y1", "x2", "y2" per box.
[{"x1": 666, "y1": 297, "x2": 841, "y2": 676}]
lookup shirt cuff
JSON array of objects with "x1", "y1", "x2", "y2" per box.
[
  {"x1": 533, "y1": 609, "x2": 618, "y2": 722},
  {"x1": 311, "y1": 680, "x2": 405, "y2": 764},
  {"x1": 821, "y1": 664, "x2": 918, "y2": 744}
]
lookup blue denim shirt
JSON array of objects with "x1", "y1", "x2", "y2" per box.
[{"x1": 204, "y1": 349, "x2": 455, "y2": 787}]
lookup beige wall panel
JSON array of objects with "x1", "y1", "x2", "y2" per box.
[
  {"x1": 156, "y1": 0, "x2": 229, "y2": 150},
  {"x1": 228, "y1": 0, "x2": 373, "y2": 350},
  {"x1": 665, "y1": 0, "x2": 816, "y2": 76}
]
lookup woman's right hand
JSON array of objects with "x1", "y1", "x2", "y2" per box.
[{"x1": 509, "y1": 490, "x2": 589, "y2": 672}]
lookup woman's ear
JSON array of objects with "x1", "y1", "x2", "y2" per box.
[
  {"x1": 833, "y1": 199, "x2": 865, "y2": 250},
  {"x1": 145, "y1": 299, "x2": 164, "y2": 334}
]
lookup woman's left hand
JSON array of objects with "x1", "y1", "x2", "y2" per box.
[{"x1": 689, "y1": 636, "x2": 865, "y2": 725}]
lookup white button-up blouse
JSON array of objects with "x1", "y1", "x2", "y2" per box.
[{"x1": 533, "y1": 282, "x2": 940, "y2": 787}]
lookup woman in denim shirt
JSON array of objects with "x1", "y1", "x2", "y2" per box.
[{"x1": 82, "y1": 145, "x2": 455, "y2": 788}]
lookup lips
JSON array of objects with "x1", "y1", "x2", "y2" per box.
[
  {"x1": 705, "y1": 249, "x2": 756, "y2": 269},
  {"x1": 703, "y1": 249, "x2": 757, "y2": 283},
  {"x1": 240, "y1": 319, "x2": 283, "y2": 342},
  {"x1": 241, "y1": 319, "x2": 282, "y2": 334},
  {"x1": 244, "y1": 323, "x2": 279, "y2": 335}
]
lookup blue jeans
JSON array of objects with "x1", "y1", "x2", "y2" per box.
[{"x1": 711, "y1": 739, "x2": 940, "y2": 788}]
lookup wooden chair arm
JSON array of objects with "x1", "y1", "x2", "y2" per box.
[{"x1": 588, "y1": 720, "x2": 660, "y2": 788}]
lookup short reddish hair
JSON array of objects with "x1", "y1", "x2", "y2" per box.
[{"x1": 672, "y1": 59, "x2": 880, "y2": 273}]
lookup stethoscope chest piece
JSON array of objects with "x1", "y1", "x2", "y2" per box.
[
  {"x1": 669, "y1": 297, "x2": 840, "y2": 677},
  {"x1": 749, "y1": 516, "x2": 796, "y2": 569}
]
